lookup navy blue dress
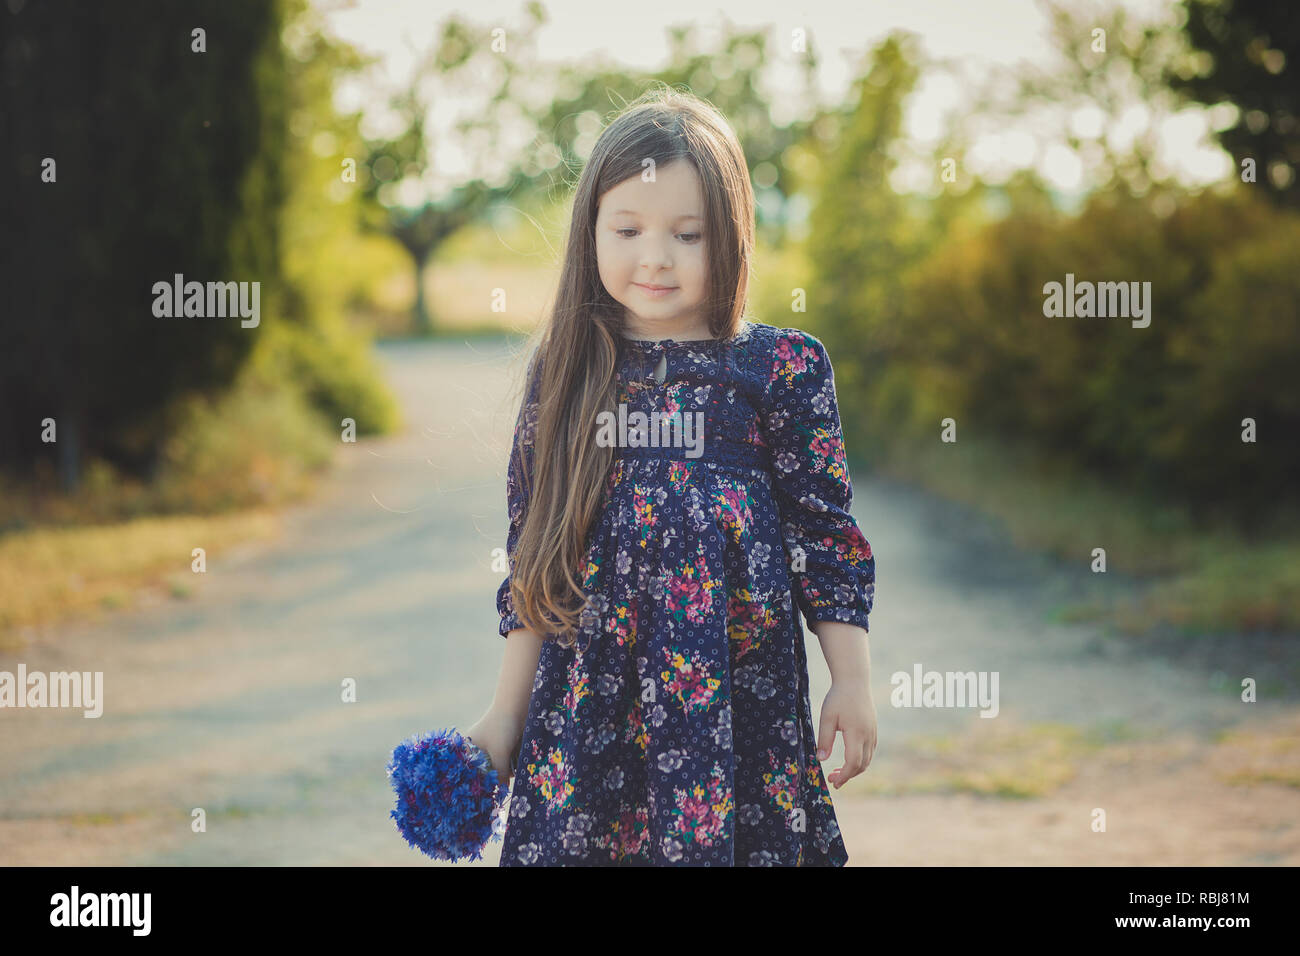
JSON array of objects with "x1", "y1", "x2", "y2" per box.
[{"x1": 495, "y1": 320, "x2": 875, "y2": 866}]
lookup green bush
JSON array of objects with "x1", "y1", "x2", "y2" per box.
[
  {"x1": 152, "y1": 361, "x2": 338, "y2": 514},
  {"x1": 250, "y1": 320, "x2": 402, "y2": 440},
  {"x1": 832, "y1": 186, "x2": 1299, "y2": 529}
]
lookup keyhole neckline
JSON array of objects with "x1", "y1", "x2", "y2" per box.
[
  {"x1": 621, "y1": 336, "x2": 706, "y2": 350},
  {"x1": 618, "y1": 319, "x2": 753, "y2": 351}
]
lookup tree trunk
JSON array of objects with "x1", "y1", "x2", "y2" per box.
[
  {"x1": 58, "y1": 406, "x2": 82, "y2": 495},
  {"x1": 413, "y1": 249, "x2": 434, "y2": 336}
]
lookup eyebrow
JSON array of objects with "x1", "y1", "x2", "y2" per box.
[{"x1": 609, "y1": 210, "x2": 703, "y2": 222}]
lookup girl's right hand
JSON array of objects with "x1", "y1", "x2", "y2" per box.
[{"x1": 463, "y1": 708, "x2": 523, "y2": 787}]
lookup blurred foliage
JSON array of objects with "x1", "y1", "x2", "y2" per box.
[
  {"x1": 511, "y1": 20, "x2": 825, "y2": 248},
  {"x1": 1171, "y1": 0, "x2": 1299, "y2": 208},
  {"x1": 810, "y1": 26, "x2": 1299, "y2": 534},
  {"x1": 150, "y1": 359, "x2": 337, "y2": 515},
  {"x1": 353, "y1": 11, "x2": 831, "y2": 335},
  {"x1": 805, "y1": 32, "x2": 959, "y2": 467},
  {"x1": 269, "y1": 0, "x2": 401, "y2": 435},
  {"x1": 353, "y1": 10, "x2": 548, "y2": 334},
  {"x1": 1000, "y1": 0, "x2": 1196, "y2": 198},
  {"x1": 892, "y1": 187, "x2": 1298, "y2": 530}
]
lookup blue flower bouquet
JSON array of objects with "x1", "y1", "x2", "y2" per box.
[{"x1": 387, "y1": 727, "x2": 513, "y2": 862}]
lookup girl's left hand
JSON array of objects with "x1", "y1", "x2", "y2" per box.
[
  {"x1": 816, "y1": 680, "x2": 877, "y2": 789},
  {"x1": 464, "y1": 707, "x2": 524, "y2": 788}
]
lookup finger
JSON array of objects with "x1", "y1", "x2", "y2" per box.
[
  {"x1": 830, "y1": 750, "x2": 847, "y2": 787},
  {"x1": 832, "y1": 732, "x2": 865, "y2": 787},
  {"x1": 844, "y1": 732, "x2": 868, "y2": 782},
  {"x1": 816, "y1": 710, "x2": 838, "y2": 762}
]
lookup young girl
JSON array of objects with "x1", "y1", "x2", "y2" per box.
[{"x1": 465, "y1": 86, "x2": 877, "y2": 867}]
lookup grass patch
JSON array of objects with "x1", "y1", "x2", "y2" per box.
[
  {"x1": 1207, "y1": 715, "x2": 1300, "y2": 789},
  {"x1": 872, "y1": 431, "x2": 1300, "y2": 636},
  {"x1": 854, "y1": 721, "x2": 1108, "y2": 798},
  {"x1": 1115, "y1": 542, "x2": 1300, "y2": 636},
  {"x1": 0, "y1": 509, "x2": 282, "y2": 648},
  {"x1": 0, "y1": 363, "x2": 338, "y2": 647}
]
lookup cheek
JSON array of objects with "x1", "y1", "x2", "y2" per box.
[
  {"x1": 596, "y1": 235, "x2": 626, "y2": 275},
  {"x1": 594, "y1": 236, "x2": 612, "y2": 280},
  {"x1": 686, "y1": 246, "x2": 708, "y2": 285}
]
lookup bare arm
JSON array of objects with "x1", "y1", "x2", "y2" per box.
[
  {"x1": 493, "y1": 627, "x2": 546, "y2": 724},
  {"x1": 465, "y1": 626, "x2": 546, "y2": 781},
  {"x1": 809, "y1": 619, "x2": 872, "y2": 688}
]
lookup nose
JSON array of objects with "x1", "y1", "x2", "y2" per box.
[{"x1": 638, "y1": 233, "x2": 674, "y2": 272}]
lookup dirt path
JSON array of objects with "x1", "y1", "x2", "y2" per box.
[{"x1": 1, "y1": 338, "x2": 1295, "y2": 866}]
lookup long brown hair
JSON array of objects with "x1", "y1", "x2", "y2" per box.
[{"x1": 505, "y1": 84, "x2": 755, "y2": 650}]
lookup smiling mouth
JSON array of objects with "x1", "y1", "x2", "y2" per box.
[{"x1": 636, "y1": 283, "x2": 678, "y2": 292}]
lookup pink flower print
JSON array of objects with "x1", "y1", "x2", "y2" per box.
[
  {"x1": 623, "y1": 695, "x2": 650, "y2": 753},
  {"x1": 726, "y1": 587, "x2": 780, "y2": 661},
  {"x1": 524, "y1": 740, "x2": 576, "y2": 817},
  {"x1": 772, "y1": 334, "x2": 813, "y2": 381},
  {"x1": 667, "y1": 460, "x2": 693, "y2": 493},
  {"x1": 822, "y1": 525, "x2": 873, "y2": 565},
  {"x1": 562, "y1": 657, "x2": 591, "y2": 721},
  {"x1": 661, "y1": 645, "x2": 724, "y2": 716},
  {"x1": 605, "y1": 599, "x2": 638, "y2": 648},
  {"x1": 712, "y1": 481, "x2": 754, "y2": 545},
  {"x1": 808, "y1": 430, "x2": 835, "y2": 464},
  {"x1": 664, "y1": 549, "x2": 721, "y2": 625},
  {"x1": 807, "y1": 426, "x2": 847, "y2": 481},
  {"x1": 761, "y1": 748, "x2": 800, "y2": 814},
  {"x1": 631, "y1": 484, "x2": 659, "y2": 548},
  {"x1": 613, "y1": 457, "x2": 634, "y2": 489},
  {"x1": 594, "y1": 802, "x2": 652, "y2": 862},
  {"x1": 668, "y1": 762, "x2": 734, "y2": 847},
  {"x1": 581, "y1": 553, "x2": 602, "y2": 590},
  {"x1": 804, "y1": 758, "x2": 835, "y2": 807}
]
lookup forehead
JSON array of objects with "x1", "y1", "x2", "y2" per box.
[{"x1": 598, "y1": 161, "x2": 704, "y2": 218}]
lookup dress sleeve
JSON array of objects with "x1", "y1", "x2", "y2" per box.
[
  {"x1": 763, "y1": 328, "x2": 876, "y2": 633},
  {"x1": 495, "y1": 350, "x2": 543, "y2": 638}
]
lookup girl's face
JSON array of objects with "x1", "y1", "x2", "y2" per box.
[{"x1": 595, "y1": 160, "x2": 709, "y2": 336}]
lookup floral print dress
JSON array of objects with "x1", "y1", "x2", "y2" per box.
[{"x1": 495, "y1": 320, "x2": 875, "y2": 866}]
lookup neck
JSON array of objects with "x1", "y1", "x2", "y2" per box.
[{"x1": 623, "y1": 316, "x2": 712, "y2": 340}]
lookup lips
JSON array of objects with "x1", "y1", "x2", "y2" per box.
[{"x1": 635, "y1": 283, "x2": 678, "y2": 296}]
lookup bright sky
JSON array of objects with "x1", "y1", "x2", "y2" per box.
[{"x1": 310, "y1": 0, "x2": 1233, "y2": 202}]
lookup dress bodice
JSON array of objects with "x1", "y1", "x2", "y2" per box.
[{"x1": 612, "y1": 320, "x2": 772, "y2": 472}]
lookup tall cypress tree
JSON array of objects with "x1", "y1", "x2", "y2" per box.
[{"x1": 0, "y1": 0, "x2": 287, "y2": 489}]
